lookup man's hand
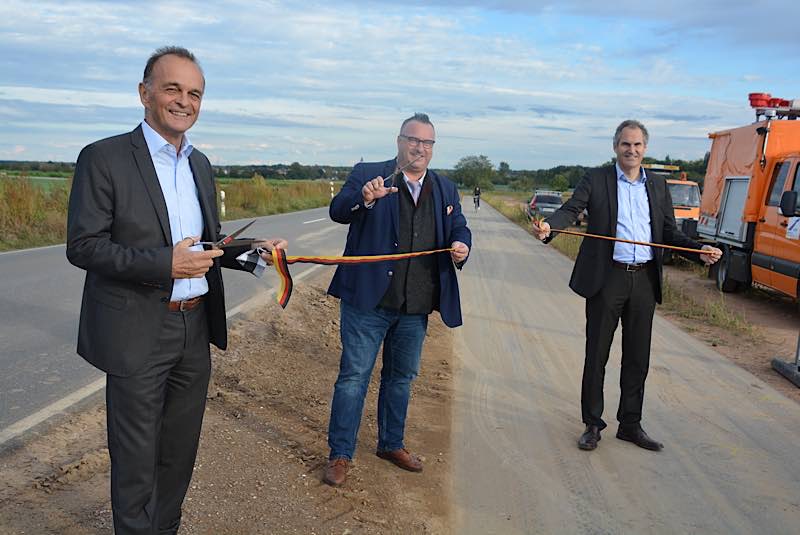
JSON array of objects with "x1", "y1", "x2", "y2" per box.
[
  {"x1": 362, "y1": 176, "x2": 398, "y2": 204},
  {"x1": 172, "y1": 237, "x2": 223, "y2": 279},
  {"x1": 531, "y1": 218, "x2": 551, "y2": 241},
  {"x1": 699, "y1": 244, "x2": 722, "y2": 265},
  {"x1": 451, "y1": 241, "x2": 469, "y2": 263},
  {"x1": 254, "y1": 238, "x2": 289, "y2": 265}
]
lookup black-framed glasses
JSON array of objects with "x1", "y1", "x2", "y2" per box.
[{"x1": 399, "y1": 135, "x2": 435, "y2": 149}]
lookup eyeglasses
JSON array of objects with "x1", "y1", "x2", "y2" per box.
[{"x1": 399, "y1": 135, "x2": 435, "y2": 149}]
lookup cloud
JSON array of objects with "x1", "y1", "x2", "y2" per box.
[
  {"x1": 531, "y1": 125, "x2": 575, "y2": 132},
  {"x1": 651, "y1": 113, "x2": 720, "y2": 123}
]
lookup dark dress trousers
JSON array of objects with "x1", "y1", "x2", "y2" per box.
[
  {"x1": 545, "y1": 166, "x2": 704, "y2": 430},
  {"x1": 66, "y1": 125, "x2": 249, "y2": 534}
]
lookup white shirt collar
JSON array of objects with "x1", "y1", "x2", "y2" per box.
[
  {"x1": 615, "y1": 162, "x2": 646, "y2": 183},
  {"x1": 141, "y1": 120, "x2": 193, "y2": 158}
]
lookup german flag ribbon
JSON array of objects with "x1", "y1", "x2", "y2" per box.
[{"x1": 271, "y1": 247, "x2": 454, "y2": 308}]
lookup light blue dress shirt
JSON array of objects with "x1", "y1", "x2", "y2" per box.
[
  {"x1": 141, "y1": 121, "x2": 208, "y2": 301},
  {"x1": 613, "y1": 163, "x2": 653, "y2": 264}
]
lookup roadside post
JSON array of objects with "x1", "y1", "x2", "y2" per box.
[
  {"x1": 772, "y1": 329, "x2": 800, "y2": 388},
  {"x1": 220, "y1": 189, "x2": 226, "y2": 218},
  {"x1": 330, "y1": 181, "x2": 334, "y2": 199}
]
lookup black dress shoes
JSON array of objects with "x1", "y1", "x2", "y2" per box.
[
  {"x1": 616, "y1": 426, "x2": 663, "y2": 451},
  {"x1": 578, "y1": 425, "x2": 601, "y2": 450}
]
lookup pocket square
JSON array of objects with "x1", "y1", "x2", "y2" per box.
[{"x1": 446, "y1": 205, "x2": 453, "y2": 215}]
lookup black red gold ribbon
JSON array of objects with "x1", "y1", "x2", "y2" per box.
[{"x1": 271, "y1": 247, "x2": 454, "y2": 308}]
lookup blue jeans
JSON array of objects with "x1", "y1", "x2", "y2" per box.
[{"x1": 328, "y1": 301, "x2": 428, "y2": 460}]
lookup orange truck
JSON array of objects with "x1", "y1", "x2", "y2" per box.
[
  {"x1": 643, "y1": 164, "x2": 701, "y2": 262},
  {"x1": 696, "y1": 93, "x2": 800, "y2": 302}
]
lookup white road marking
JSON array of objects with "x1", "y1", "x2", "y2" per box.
[
  {"x1": 303, "y1": 218, "x2": 327, "y2": 224},
  {"x1": 0, "y1": 264, "x2": 325, "y2": 447}
]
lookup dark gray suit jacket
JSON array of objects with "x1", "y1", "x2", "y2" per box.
[
  {"x1": 67, "y1": 125, "x2": 247, "y2": 376},
  {"x1": 545, "y1": 166, "x2": 703, "y2": 304}
]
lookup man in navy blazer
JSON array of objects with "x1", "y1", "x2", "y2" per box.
[{"x1": 323, "y1": 113, "x2": 471, "y2": 486}]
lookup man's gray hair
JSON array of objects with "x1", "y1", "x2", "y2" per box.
[
  {"x1": 142, "y1": 46, "x2": 203, "y2": 87},
  {"x1": 400, "y1": 112, "x2": 434, "y2": 133},
  {"x1": 613, "y1": 119, "x2": 649, "y2": 147}
]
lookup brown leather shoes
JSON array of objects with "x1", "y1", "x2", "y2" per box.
[
  {"x1": 323, "y1": 457, "x2": 350, "y2": 486},
  {"x1": 376, "y1": 448, "x2": 423, "y2": 472}
]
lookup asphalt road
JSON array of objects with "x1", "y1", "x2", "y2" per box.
[
  {"x1": 451, "y1": 202, "x2": 800, "y2": 534},
  {"x1": 0, "y1": 207, "x2": 347, "y2": 442}
]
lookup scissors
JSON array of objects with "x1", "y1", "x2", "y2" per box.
[
  {"x1": 194, "y1": 219, "x2": 257, "y2": 249},
  {"x1": 382, "y1": 155, "x2": 424, "y2": 188}
]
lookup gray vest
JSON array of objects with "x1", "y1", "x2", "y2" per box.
[{"x1": 379, "y1": 175, "x2": 439, "y2": 314}]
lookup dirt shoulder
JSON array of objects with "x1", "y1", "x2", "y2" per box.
[
  {"x1": 660, "y1": 262, "x2": 800, "y2": 404},
  {"x1": 0, "y1": 268, "x2": 454, "y2": 534}
]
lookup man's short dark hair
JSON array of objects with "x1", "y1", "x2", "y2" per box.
[
  {"x1": 613, "y1": 119, "x2": 649, "y2": 147},
  {"x1": 400, "y1": 113, "x2": 434, "y2": 133},
  {"x1": 142, "y1": 46, "x2": 203, "y2": 87}
]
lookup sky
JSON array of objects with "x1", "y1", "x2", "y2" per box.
[{"x1": 1, "y1": 0, "x2": 798, "y2": 170}]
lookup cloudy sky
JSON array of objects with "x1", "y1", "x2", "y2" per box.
[{"x1": 1, "y1": 0, "x2": 798, "y2": 169}]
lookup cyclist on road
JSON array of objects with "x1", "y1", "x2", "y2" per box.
[{"x1": 473, "y1": 185, "x2": 481, "y2": 211}]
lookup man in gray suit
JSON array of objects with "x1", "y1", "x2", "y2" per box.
[{"x1": 67, "y1": 46, "x2": 285, "y2": 535}]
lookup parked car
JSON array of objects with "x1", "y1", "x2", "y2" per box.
[{"x1": 527, "y1": 191, "x2": 563, "y2": 219}]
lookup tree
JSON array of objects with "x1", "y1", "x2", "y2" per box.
[
  {"x1": 286, "y1": 162, "x2": 310, "y2": 180},
  {"x1": 452, "y1": 155, "x2": 495, "y2": 189},
  {"x1": 551, "y1": 174, "x2": 570, "y2": 191},
  {"x1": 497, "y1": 161, "x2": 511, "y2": 184}
]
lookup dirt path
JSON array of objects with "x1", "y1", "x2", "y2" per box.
[
  {"x1": 0, "y1": 269, "x2": 454, "y2": 534},
  {"x1": 1, "y1": 202, "x2": 798, "y2": 534},
  {"x1": 451, "y1": 202, "x2": 800, "y2": 534}
]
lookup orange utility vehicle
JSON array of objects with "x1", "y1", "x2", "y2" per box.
[
  {"x1": 643, "y1": 164, "x2": 701, "y2": 261},
  {"x1": 696, "y1": 93, "x2": 800, "y2": 302},
  {"x1": 643, "y1": 164, "x2": 701, "y2": 225}
]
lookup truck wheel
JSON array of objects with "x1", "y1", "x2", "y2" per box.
[{"x1": 715, "y1": 245, "x2": 740, "y2": 293}]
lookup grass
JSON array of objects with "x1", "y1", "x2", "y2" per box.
[
  {"x1": 484, "y1": 192, "x2": 757, "y2": 338},
  {"x1": 0, "y1": 177, "x2": 71, "y2": 251},
  {"x1": 661, "y1": 275, "x2": 757, "y2": 336},
  {"x1": 215, "y1": 175, "x2": 337, "y2": 219},
  {"x1": 0, "y1": 175, "x2": 340, "y2": 251}
]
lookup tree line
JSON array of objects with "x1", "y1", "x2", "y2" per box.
[
  {"x1": 2, "y1": 154, "x2": 710, "y2": 190},
  {"x1": 450, "y1": 154, "x2": 710, "y2": 192}
]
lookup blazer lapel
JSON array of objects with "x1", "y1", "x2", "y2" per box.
[
  {"x1": 605, "y1": 166, "x2": 618, "y2": 238},
  {"x1": 189, "y1": 151, "x2": 217, "y2": 241},
  {"x1": 130, "y1": 125, "x2": 171, "y2": 244},
  {"x1": 645, "y1": 173, "x2": 659, "y2": 241},
  {"x1": 430, "y1": 171, "x2": 445, "y2": 245}
]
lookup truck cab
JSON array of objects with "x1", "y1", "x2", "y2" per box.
[{"x1": 697, "y1": 93, "x2": 800, "y2": 302}]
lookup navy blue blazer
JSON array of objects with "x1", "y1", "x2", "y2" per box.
[{"x1": 327, "y1": 159, "x2": 471, "y2": 327}]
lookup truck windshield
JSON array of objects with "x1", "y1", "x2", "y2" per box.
[{"x1": 668, "y1": 183, "x2": 700, "y2": 207}]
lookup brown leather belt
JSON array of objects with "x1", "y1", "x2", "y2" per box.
[
  {"x1": 612, "y1": 260, "x2": 651, "y2": 272},
  {"x1": 168, "y1": 295, "x2": 205, "y2": 312}
]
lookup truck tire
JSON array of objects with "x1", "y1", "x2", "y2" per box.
[{"x1": 715, "y1": 245, "x2": 740, "y2": 293}]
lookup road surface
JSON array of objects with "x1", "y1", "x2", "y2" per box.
[
  {"x1": 0, "y1": 208, "x2": 347, "y2": 444},
  {"x1": 452, "y1": 202, "x2": 800, "y2": 534}
]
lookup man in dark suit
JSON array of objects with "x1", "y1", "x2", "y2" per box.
[
  {"x1": 67, "y1": 46, "x2": 285, "y2": 534},
  {"x1": 322, "y1": 113, "x2": 471, "y2": 486},
  {"x1": 532, "y1": 120, "x2": 721, "y2": 452}
]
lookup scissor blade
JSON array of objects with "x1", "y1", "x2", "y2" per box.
[{"x1": 217, "y1": 219, "x2": 256, "y2": 247}]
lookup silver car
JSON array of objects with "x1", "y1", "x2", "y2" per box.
[{"x1": 527, "y1": 192, "x2": 563, "y2": 219}]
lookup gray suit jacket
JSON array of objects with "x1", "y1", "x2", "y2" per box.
[
  {"x1": 545, "y1": 165, "x2": 703, "y2": 303},
  {"x1": 67, "y1": 125, "x2": 247, "y2": 376}
]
